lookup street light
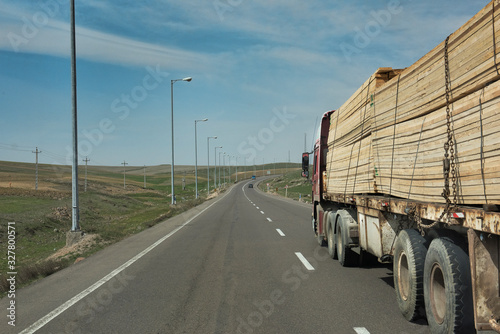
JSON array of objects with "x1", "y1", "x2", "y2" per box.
[
  {"x1": 170, "y1": 76, "x2": 192, "y2": 205},
  {"x1": 194, "y1": 118, "x2": 208, "y2": 198},
  {"x1": 218, "y1": 151, "x2": 223, "y2": 187},
  {"x1": 215, "y1": 146, "x2": 222, "y2": 192},
  {"x1": 229, "y1": 155, "x2": 234, "y2": 183},
  {"x1": 234, "y1": 155, "x2": 238, "y2": 182},
  {"x1": 207, "y1": 136, "x2": 217, "y2": 195},
  {"x1": 223, "y1": 153, "x2": 227, "y2": 186}
]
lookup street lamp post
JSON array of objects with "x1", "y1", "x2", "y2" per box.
[
  {"x1": 170, "y1": 76, "x2": 192, "y2": 205},
  {"x1": 207, "y1": 136, "x2": 217, "y2": 195},
  {"x1": 215, "y1": 146, "x2": 222, "y2": 191},
  {"x1": 218, "y1": 151, "x2": 223, "y2": 187},
  {"x1": 194, "y1": 118, "x2": 208, "y2": 198},
  {"x1": 234, "y1": 156, "x2": 238, "y2": 182},
  {"x1": 223, "y1": 153, "x2": 227, "y2": 186}
]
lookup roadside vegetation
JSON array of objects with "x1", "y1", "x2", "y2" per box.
[
  {"x1": 257, "y1": 169, "x2": 312, "y2": 202},
  {"x1": 0, "y1": 160, "x2": 301, "y2": 295}
]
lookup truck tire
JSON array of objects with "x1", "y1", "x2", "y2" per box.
[
  {"x1": 393, "y1": 229, "x2": 428, "y2": 321},
  {"x1": 423, "y1": 237, "x2": 473, "y2": 334},
  {"x1": 335, "y1": 214, "x2": 356, "y2": 267},
  {"x1": 327, "y1": 213, "x2": 337, "y2": 259},
  {"x1": 314, "y1": 206, "x2": 327, "y2": 247}
]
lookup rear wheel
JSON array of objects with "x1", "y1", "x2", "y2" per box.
[
  {"x1": 423, "y1": 237, "x2": 473, "y2": 334},
  {"x1": 336, "y1": 215, "x2": 356, "y2": 267},
  {"x1": 327, "y1": 215, "x2": 337, "y2": 259},
  {"x1": 393, "y1": 229, "x2": 428, "y2": 321}
]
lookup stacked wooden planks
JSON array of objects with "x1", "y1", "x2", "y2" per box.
[{"x1": 325, "y1": 0, "x2": 500, "y2": 205}]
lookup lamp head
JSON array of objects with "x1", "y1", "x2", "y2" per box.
[{"x1": 183, "y1": 77, "x2": 192, "y2": 82}]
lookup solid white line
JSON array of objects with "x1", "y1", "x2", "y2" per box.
[
  {"x1": 276, "y1": 229, "x2": 285, "y2": 236},
  {"x1": 294, "y1": 252, "x2": 315, "y2": 271},
  {"x1": 260, "y1": 211, "x2": 265, "y2": 214},
  {"x1": 267, "y1": 217, "x2": 273, "y2": 222},
  {"x1": 353, "y1": 328, "x2": 371, "y2": 334},
  {"x1": 19, "y1": 192, "x2": 228, "y2": 334}
]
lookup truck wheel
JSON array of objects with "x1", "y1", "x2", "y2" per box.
[
  {"x1": 314, "y1": 218, "x2": 326, "y2": 247},
  {"x1": 327, "y1": 215, "x2": 337, "y2": 259},
  {"x1": 423, "y1": 237, "x2": 473, "y2": 334},
  {"x1": 336, "y1": 215, "x2": 356, "y2": 267},
  {"x1": 393, "y1": 229, "x2": 428, "y2": 321}
]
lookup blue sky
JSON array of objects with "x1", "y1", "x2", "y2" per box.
[{"x1": 0, "y1": 0, "x2": 491, "y2": 167}]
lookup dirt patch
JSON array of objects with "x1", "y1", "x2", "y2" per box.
[
  {"x1": 47, "y1": 234, "x2": 100, "y2": 262},
  {"x1": 207, "y1": 190, "x2": 220, "y2": 200}
]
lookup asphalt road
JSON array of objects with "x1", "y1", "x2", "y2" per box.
[{"x1": 1, "y1": 177, "x2": 430, "y2": 334}]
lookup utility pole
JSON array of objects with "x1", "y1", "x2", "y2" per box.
[
  {"x1": 304, "y1": 133, "x2": 307, "y2": 152},
  {"x1": 83, "y1": 156, "x2": 90, "y2": 192},
  {"x1": 287, "y1": 150, "x2": 290, "y2": 174},
  {"x1": 32, "y1": 147, "x2": 42, "y2": 190},
  {"x1": 121, "y1": 160, "x2": 128, "y2": 189},
  {"x1": 144, "y1": 165, "x2": 146, "y2": 189}
]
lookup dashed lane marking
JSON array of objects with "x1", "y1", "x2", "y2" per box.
[{"x1": 294, "y1": 252, "x2": 315, "y2": 271}]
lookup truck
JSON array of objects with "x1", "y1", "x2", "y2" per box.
[{"x1": 302, "y1": 2, "x2": 500, "y2": 333}]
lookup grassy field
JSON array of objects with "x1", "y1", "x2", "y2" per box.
[
  {"x1": 257, "y1": 170, "x2": 313, "y2": 202},
  {"x1": 0, "y1": 160, "x2": 300, "y2": 294}
]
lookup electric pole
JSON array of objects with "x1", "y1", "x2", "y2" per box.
[
  {"x1": 32, "y1": 147, "x2": 42, "y2": 190},
  {"x1": 83, "y1": 157, "x2": 90, "y2": 192},
  {"x1": 122, "y1": 160, "x2": 128, "y2": 189}
]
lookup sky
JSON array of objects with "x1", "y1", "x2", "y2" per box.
[{"x1": 0, "y1": 0, "x2": 491, "y2": 167}]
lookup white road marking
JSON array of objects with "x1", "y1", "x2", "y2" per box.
[
  {"x1": 253, "y1": 204, "x2": 256, "y2": 206},
  {"x1": 19, "y1": 190, "x2": 230, "y2": 334},
  {"x1": 260, "y1": 211, "x2": 265, "y2": 214},
  {"x1": 295, "y1": 252, "x2": 315, "y2": 271},
  {"x1": 267, "y1": 217, "x2": 273, "y2": 222},
  {"x1": 256, "y1": 206, "x2": 259, "y2": 209},
  {"x1": 353, "y1": 328, "x2": 371, "y2": 334},
  {"x1": 276, "y1": 229, "x2": 285, "y2": 236}
]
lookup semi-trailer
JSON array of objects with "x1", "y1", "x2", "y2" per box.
[{"x1": 303, "y1": 2, "x2": 500, "y2": 333}]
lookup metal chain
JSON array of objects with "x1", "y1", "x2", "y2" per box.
[{"x1": 438, "y1": 35, "x2": 457, "y2": 225}]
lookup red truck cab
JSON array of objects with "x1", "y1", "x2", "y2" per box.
[{"x1": 304, "y1": 110, "x2": 335, "y2": 242}]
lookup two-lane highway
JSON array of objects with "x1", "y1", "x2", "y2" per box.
[{"x1": 1, "y1": 177, "x2": 430, "y2": 333}]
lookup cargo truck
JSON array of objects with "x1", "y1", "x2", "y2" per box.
[{"x1": 302, "y1": 2, "x2": 500, "y2": 333}]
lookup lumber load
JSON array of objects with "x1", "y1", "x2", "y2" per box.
[
  {"x1": 325, "y1": 136, "x2": 373, "y2": 195},
  {"x1": 328, "y1": 68, "x2": 401, "y2": 148},
  {"x1": 373, "y1": 1, "x2": 500, "y2": 132},
  {"x1": 372, "y1": 79, "x2": 500, "y2": 204},
  {"x1": 325, "y1": 0, "x2": 500, "y2": 205}
]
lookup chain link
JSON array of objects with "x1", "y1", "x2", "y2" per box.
[{"x1": 438, "y1": 36, "x2": 458, "y2": 226}]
